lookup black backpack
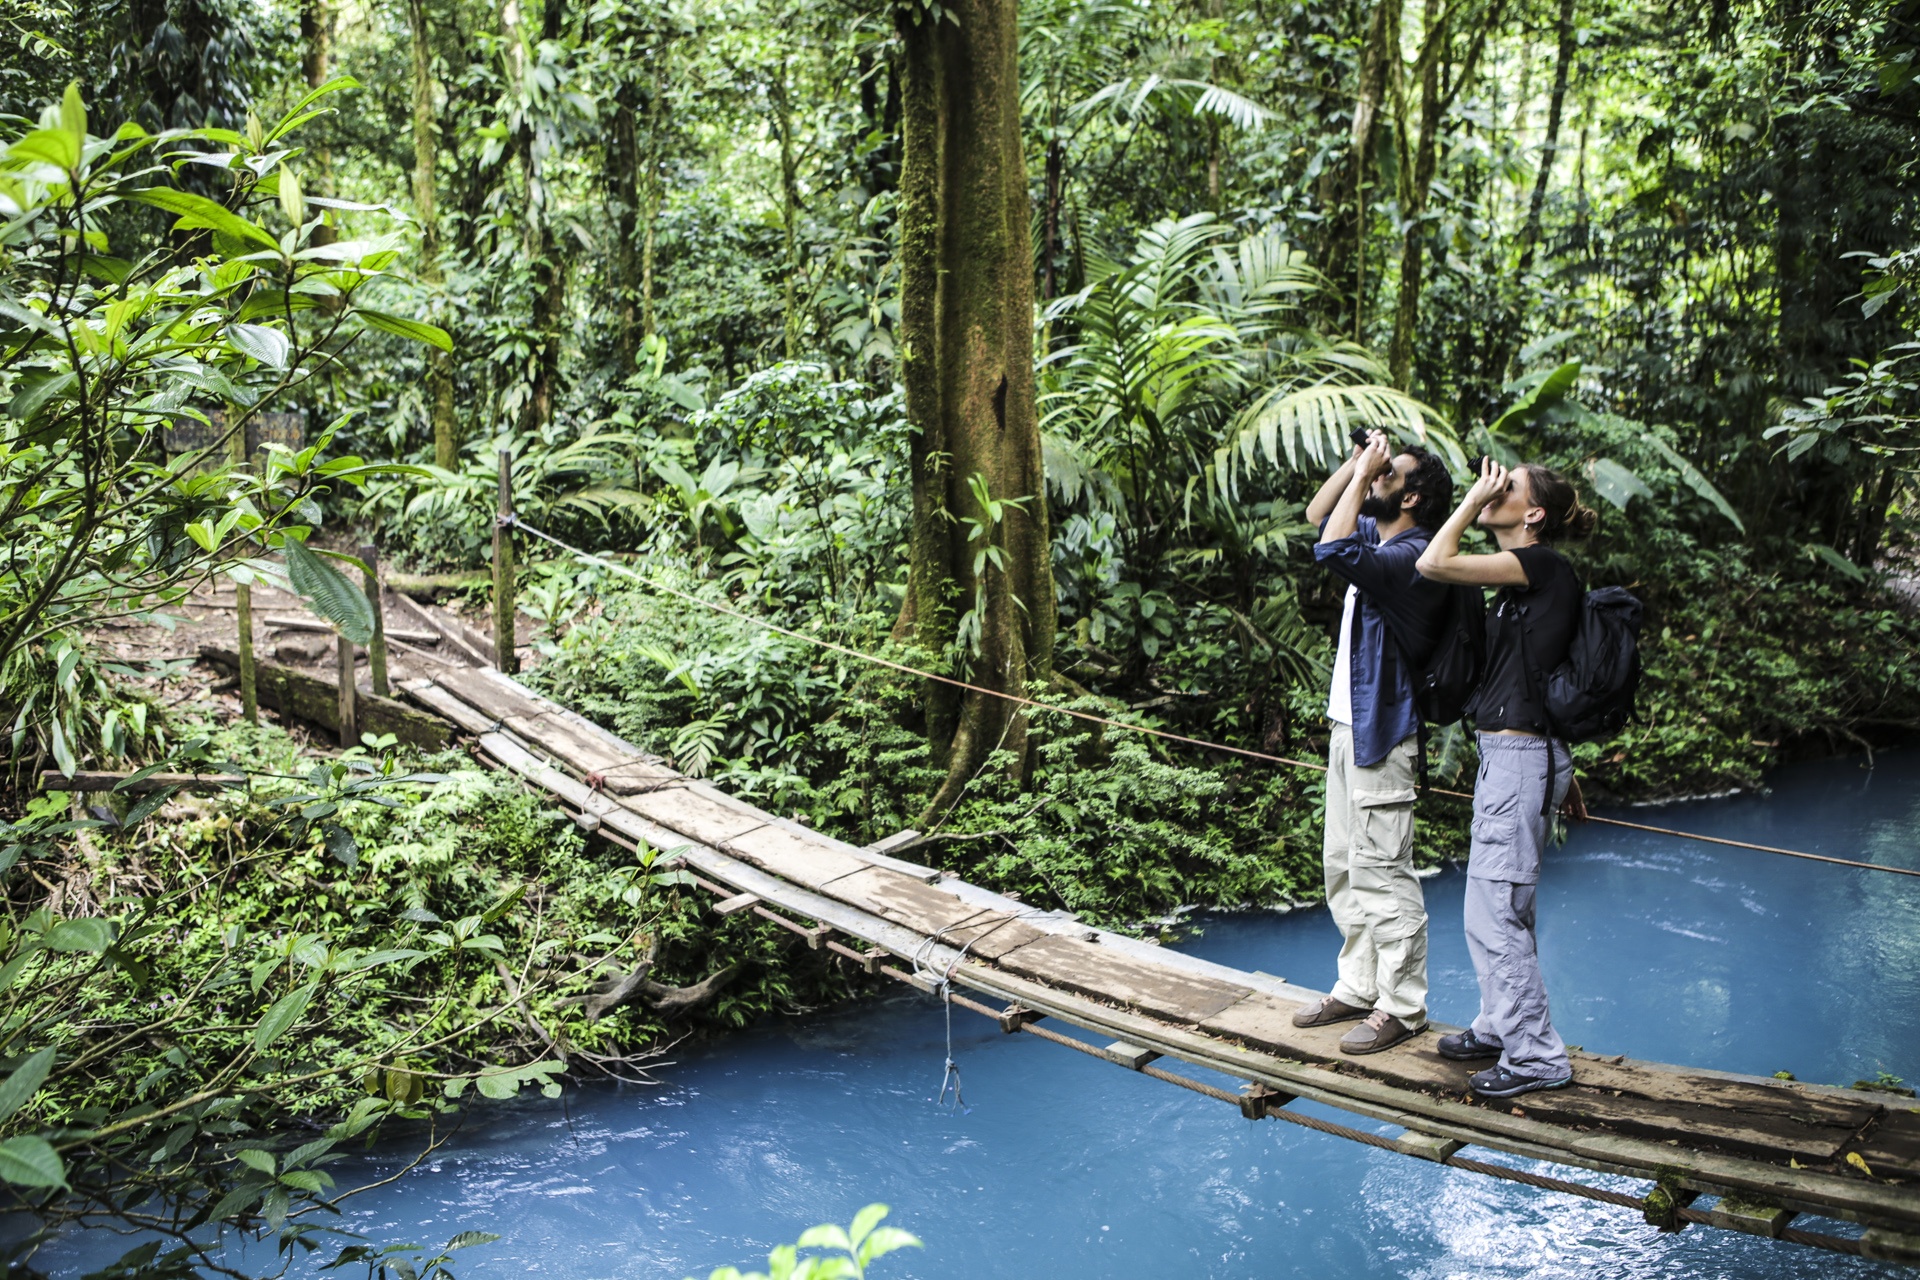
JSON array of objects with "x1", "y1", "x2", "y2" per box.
[
  {"x1": 1404, "y1": 584, "x2": 1487, "y2": 727},
  {"x1": 1537, "y1": 586, "x2": 1644, "y2": 742}
]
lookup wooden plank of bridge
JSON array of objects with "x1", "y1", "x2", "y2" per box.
[
  {"x1": 415, "y1": 668, "x2": 1920, "y2": 1238},
  {"x1": 993, "y1": 933, "x2": 1252, "y2": 1024},
  {"x1": 813, "y1": 866, "x2": 992, "y2": 936}
]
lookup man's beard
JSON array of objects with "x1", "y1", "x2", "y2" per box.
[{"x1": 1359, "y1": 491, "x2": 1402, "y2": 521}]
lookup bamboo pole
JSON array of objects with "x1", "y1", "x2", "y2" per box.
[
  {"x1": 236, "y1": 584, "x2": 258, "y2": 724},
  {"x1": 360, "y1": 541, "x2": 389, "y2": 697},
  {"x1": 492, "y1": 447, "x2": 517, "y2": 674},
  {"x1": 228, "y1": 410, "x2": 258, "y2": 724},
  {"x1": 335, "y1": 629, "x2": 358, "y2": 747}
]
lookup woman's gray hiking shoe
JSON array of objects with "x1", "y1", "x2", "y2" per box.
[
  {"x1": 1437, "y1": 1028, "x2": 1503, "y2": 1061},
  {"x1": 1291, "y1": 995, "x2": 1370, "y2": 1028},
  {"x1": 1468, "y1": 1064, "x2": 1573, "y2": 1098}
]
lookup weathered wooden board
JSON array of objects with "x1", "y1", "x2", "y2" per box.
[
  {"x1": 428, "y1": 669, "x2": 639, "y2": 777},
  {"x1": 200, "y1": 647, "x2": 449, "y2": 749},
  {"x1": 813, "y1": 866, "x2": 988, "y2": 936},
  {"x1": 995, "y1": 934, "x2": 1251, "y2": 1024},
  {"x1": 622, "y1": 785, "x2": 780, "y2": 849},
  {"x1": 718, "y1": 825, "x2": 874, "y2": 891},
  {"x1": 1849, "y1": 1108, "x2": 1920, "y2": 1180},
  {"x1": 937, "y1": 911, "x2": 1053, "y2": 961}
]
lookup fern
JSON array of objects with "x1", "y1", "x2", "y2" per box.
[{"x1": 282, "y1": 538, "x2": 375, "y2": 645}]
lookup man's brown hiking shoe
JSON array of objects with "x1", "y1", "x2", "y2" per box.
[
  {"x1": 1291, "y1": 995, "x2": 1371, "y2": 1028},
  {"x1": 1339, "y1": 1009, "x2": 1424, "y2": 1055}
]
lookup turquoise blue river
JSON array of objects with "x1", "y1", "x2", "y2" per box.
[{"x1": 56, "y1": 750, "x2": 1920, "y2": 1277}]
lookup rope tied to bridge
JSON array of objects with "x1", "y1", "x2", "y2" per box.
[{"x1": 503, "y1": 516, "x2": 1920, "y2": 881}]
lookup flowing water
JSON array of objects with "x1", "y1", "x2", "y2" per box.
[{"x1": 51, "y1": 751, "x2": 1920, "y2": 1278}]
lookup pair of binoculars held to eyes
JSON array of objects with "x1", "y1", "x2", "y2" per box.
[{"x1": 1348, "y1": 428, "x2": 1497, "y2": 476}]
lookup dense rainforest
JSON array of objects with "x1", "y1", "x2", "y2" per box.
[{"x1": 0, "y1": 0, "x2": 1917, "y2": 1272}]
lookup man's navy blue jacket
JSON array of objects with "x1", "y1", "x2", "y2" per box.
[{"x1": 1314, "y1": 515, "x2": 1448, "y2": 768}]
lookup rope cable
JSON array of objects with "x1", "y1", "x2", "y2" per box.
[{"x1": 504, "y1": 517, "x2": 1920, "y2": 881}]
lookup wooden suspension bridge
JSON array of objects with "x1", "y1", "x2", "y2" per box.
[{"x1": 388, "y1": 660, "x2": 1920, "y2": 1267}]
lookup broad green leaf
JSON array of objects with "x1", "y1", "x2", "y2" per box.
[
  {"x1": 122, "y1": 783, "x2": 183, "y2": 828},
  {"x1": 282, "y1": 538, "x2": 375, "y2": 644},
  {"x1": 0, "y1": 1048, "x2": 55, "y2": 1123},
  {"x1": 278, "y1": 165, "x2": 304, "y2": 225},
  {"x1": 8, "y1": 371, "x2": 74, "y2": 422},
  {"x1": 480, "y1": 883, "x2": 525, "y2": 924},
  {"x1": 0, "y1": 1137, "x2": 65, "y2": 1189},
  {"x1": 252, "y1": 982, "x2": 316, "y2": 1051},
  {"x1": 346, "y1": 948, "x2": 427, "y2": 970},
  {"x1": 44, "y1": 917, "x2": 112, "y2": 952},
  {"x1": 856, "y1": 1226, "x2": 920, "y2": 1267},
  {"x1": 47, "y1": 718, "x2": 74, "y2": 779},
  {"x1": 58, "y1": 83, "x2": 85, "y2": 141},
  {"x1": 207, "y1": 1181, "x2": 265, "y2": 1222},
  {"x1": 1640, "y1": 434, "x2": 1746, "y2": 533},
  {"x1": 1489, "y1": 360, "x2": 1581, "y2": 435},
  {"x1": 1587, "y1": 458, "x2": 1653, "y2": 510},
  {"x1": 322, "y1": 822, "x2": 358, "y2": 867},
  {"x1": 1807, "y1": 542, "x2": 1867, "y2": 582},
  {"x1": 357, "y1": 308, "x2": 453, "y2": 352},
  {"x1": 446, "y1": 1232, "x2": 500, "y2": 1250},
  {"x1": 8, "y1": 129, "x2": 80, "y2": 171},
  {"x1": 474, "y1": 1070, "x2": 520, "y2": 1100},
  {"x1": 796, "y1": 1225, "x2": 852, "y2": 1253},
  {"x1": 849, "y1": 1204, "x2": 887, "y2": 1249},
  {"x1": 227, "y1": 323, "x2": 290, "y2": 368},
  {"x1": 128, "y1": 188, "x2": 279, "y2": 251},
  {"x1": 234, "y1": 1148, "x2": 276, "y2": 1174}
]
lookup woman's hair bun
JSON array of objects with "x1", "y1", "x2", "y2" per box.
[{"x1": 1563, "y1": 501, "x2": 1599, "y2": 541}]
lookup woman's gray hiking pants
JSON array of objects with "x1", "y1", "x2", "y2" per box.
[{"x1": 1465, "y1": 733, "x2": 1573, "y2": 1080}]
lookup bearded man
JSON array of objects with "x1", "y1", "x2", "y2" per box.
[{"x1": 1291, "y1": 429, "x2": 1454, "y2": 1054}]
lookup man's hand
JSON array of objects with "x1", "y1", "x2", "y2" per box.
[
  {"x1": 1356, "y1": 433, "x2": 1393, "y2": 483},
  {"x1": 1560, "y1": 774, "x2": 1588, "y2": 823}
]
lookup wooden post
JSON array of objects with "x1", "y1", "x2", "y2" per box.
[
  {"x1": 360, "y1": 542, "x2": 389, "y2": 697},
  {"x1": 492, "y1": 447, "x2": 517, "y2": 674},
  {"x1": 335, "y1": 629, "x2": 358, "y2": 747},
  {"x1": 228, "y1": 411, "x2": 258, "y2": 723},
  {"x1": 236, "y1": 583, "x2": 258, "y2": 724}
]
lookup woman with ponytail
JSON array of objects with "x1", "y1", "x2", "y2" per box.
[{"x1": 1415, "y1": 459, "x2": 1597, "y2": 1100}]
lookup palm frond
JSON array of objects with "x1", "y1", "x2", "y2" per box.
[{"x1": 1219, "y1": 383, "x2": 1441, "y2": 495}]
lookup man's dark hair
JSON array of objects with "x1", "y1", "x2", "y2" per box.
[{"x1": 1402, "y1": 447, "x2": 1453, "y2": 531}]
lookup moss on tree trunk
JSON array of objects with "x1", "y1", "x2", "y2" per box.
[{"x1": 896, "y1": 0, "x2": 1056, "y2": 820}]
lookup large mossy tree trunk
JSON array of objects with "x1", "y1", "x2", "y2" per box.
[
  {"x1": 896, "y1": 0, "x2": 1056, "y2": 820},
  {"x1": 408, "y1": 0, "x2": 458, "y2": 468}
]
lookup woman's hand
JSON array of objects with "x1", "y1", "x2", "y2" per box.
[
  {"x1": 1560, "y1": 774, "x2": 1588, "y2": 823},
  {"x1": 1465, "y1": 455, "x2": 1510, "y2": 511}
]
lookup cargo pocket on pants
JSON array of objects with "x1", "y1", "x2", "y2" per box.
[
  {"x1": 1352, "y1": 786, "x2": 1420, "y2": 939},
  {"x1": 1469, "y1": 780, "x2": 1525, "y2": 880},
  {"x1": 1352, "y1": 786, "x2": 1416, "y2": 865}
]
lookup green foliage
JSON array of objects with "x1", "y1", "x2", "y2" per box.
[
  {"x1": 0, "y1": 84, "x2": 432, "y2": 772},
  {"x1": 0, "y1": 718, "x2": 857, "y2": 1271},
  {"x1": 690, "y1": 1203, "x2": 920, "y2": 1280}
]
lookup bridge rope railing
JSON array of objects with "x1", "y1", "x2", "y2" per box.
[
  {"x1": 503, "y1": 516, "x2": 1918, "y2": 882},
  {"x1": 561, "y1": 798, "x2": 1873, "y2": 1262}
]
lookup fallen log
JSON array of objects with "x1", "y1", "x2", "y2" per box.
[
  {"x1": 563, "y1": 935, "x2": 742, "y2": 1021},
  {"x1": 263, "y1": 616, "x2": 438, "y2": 645},
  {"x1": 198, "y1": 646, "x2": 451, "y2": 749},
  {"x1": 38, "y1": 771, "x2": 247, "y2": 794},
  {"x1": 387, "y1": 570, "x2": 490, "y2": 601}
]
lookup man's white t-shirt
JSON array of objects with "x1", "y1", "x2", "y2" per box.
[{"x1": 1326, "y1": 583, "x2": 1357, "y2": 726}]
